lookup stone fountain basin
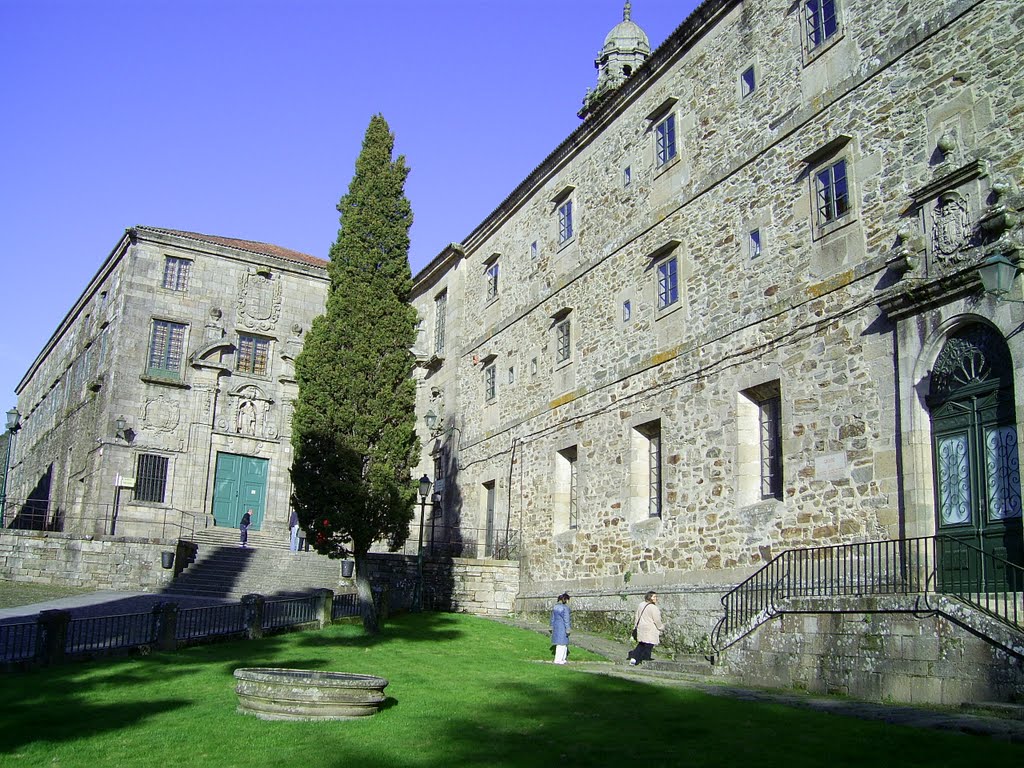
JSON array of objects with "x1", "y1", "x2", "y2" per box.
[{"x1": 234, "y1": 668, "x2": 389, "y2": 720}]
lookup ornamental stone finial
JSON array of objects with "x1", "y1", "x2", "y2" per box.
[{"x1": 624, "y1": 2, "x2": 632, "y2": 22}]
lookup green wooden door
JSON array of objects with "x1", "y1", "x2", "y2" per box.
[
  {"x1": 930, "y1": 325, "x2": 1023, "y2": 592},
  {"x1": 212, "y1": 453, "x2": 268, "y2": 530}
]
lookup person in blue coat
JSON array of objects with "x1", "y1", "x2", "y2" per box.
[{"x1": 550, "y1": 592, "x2": 571, "y2": 664}]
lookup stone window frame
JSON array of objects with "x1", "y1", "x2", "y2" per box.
[
  {"x1": 623, "y1": 165, "x2": 632, "y2": 188},
  {"x1": 738, "y1": 61, "x2": 758, "y2": 101},
  {"x1": 134, "y1": 451, "x2": 172, "y2": 504},
  {"x1": 645, "y1": 239, "x2": 684, "y2": 320},
  {"x1": 551, "y1": 184, "x2": 577, "y2": 250},
  {"x1": 433, "y1": 289, "x2": 447, "y2": 356},
  {"x1": 803, "y1": 135, "x2": 857, "y2": 240},
  {"x1": 530, "y1": 240, "x2": 539, "y2": 261},
  {"x1": 236, "y1": 333, "x2": 272, "y2": 378},
  {"x1": 483, "y1": 253, "x2": 500, "y2": 305},
  {"x1": 161, "y1": 256, "x2": 192, "y2": 292},
  {"x1": 146, "y1": 318, "x2": 189, "y2": 381},
  {"x1": 627, "y1": 415, "x2": 664, "y2": 522},
  {"x1": 802, "y1": 0, "x2": 844, "y2": 64},
  {"x1": 483, "y1": 360, "x2": 497, "y2": 404},
  {"x1": 737, "y1": 379, "x2": 784, "y2": 505},
  {"x1": 553, "y1": 443, "x2": 580, "y2": 532},
  {"x1": 748, "y1": 228, "x2": 763, "y2": 260},
  {"x1": 645, "y1": 97, "x2": 681, "y2": 178},
  {"x1": 552, "y1": 307, "x2": 573, "y2": 368}
]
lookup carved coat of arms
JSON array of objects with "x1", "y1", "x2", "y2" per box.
[
  {"x1": 931, "y1": 192, "x2": 971, "y2": 261},
  {"x1": 237, "y1": 269, "x2": 282, "y2": 331}
]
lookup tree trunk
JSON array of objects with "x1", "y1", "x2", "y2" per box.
[{"x1": 353, "y1": 552, "x2": 378, "y2": 634}]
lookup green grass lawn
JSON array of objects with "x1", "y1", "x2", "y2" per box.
[
  {"x1": 1, "y1": 612, "x2": 1020, "y2": 767},
  {"x1": 0, "y1": 579, "x2": 94, "y2": 609}
]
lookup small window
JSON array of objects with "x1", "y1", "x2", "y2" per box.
[
  {"x1": 434, "y1": 290, "x2": 447, "y2": 355},
  {"x1": 623, "y1": 166, "x2": 632, "y2": 187},
  {"x1": 657, "y1": 257, "x2": 679, "y2": 310},
  {"x1": 135, "y1": 453, "x2": 169, "y2": 503},
  {"x1": 815, "y1": 159, "x2": 850, "y2": 226},
  {"x1": 147, "y1": 320, "x2": 187, "y2": 378},
  {"x1": 558, "y1": 200, "x2": 574, "y2": 245},
  {"x1": 740, "y1": 66, "x2": 756, "y2": 98},
  {"x1": 805, "y1": 0, "x2": 839, "y2": 50},
  {"x1": 556, "y1": 318, "x2": 572, "y2": 364},
  {"x1": 507, "y1": 366, "x2": 515, "y2": 385},
  {"x1": 655, "y1": 113, "x2": 677, "y2": 168},
  {"x1": 623, "y1": 300, "x2": 632, "y2": 322},
  {"x1": 162, "y1": 256, "x2": 192, "y2": 292},
  {"x1": 531, "y1": 357, "x2": 538, "y2": 376},
  {"x1": 749, "y1": 229, "x2": 762, "y2": 260},
  {"x1": 237, "y1": 335, "x2": 270, "y2": 376},
  {"x1": 530, "y1": 241, "x2": 539, "y2": 260},
  {"x1": 486, "y1": 262, "x2": 499, "y2": 302},
  {"x1": 484, "y1": 363, "x2": 496, "y2": 402}
]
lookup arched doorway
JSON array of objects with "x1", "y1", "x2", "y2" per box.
[{"x1": 929, "y1": 323, "x2": 1023, "y2": 591}]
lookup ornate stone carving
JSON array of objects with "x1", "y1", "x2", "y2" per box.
[
  {"x1": 228, "y1": 384, "x2": 277, "y2": 440},
  {"x1": 237, "y1": 268, "x2": 282, "y2": 332},
  {"x1": 144, "y1": 394, "x2": 181, "y2": 433},
  {"x1": 931, "y1": 191, "x2": 971, "y2": 261}
]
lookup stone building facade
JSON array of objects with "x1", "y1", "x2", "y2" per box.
[
  {"x1": 410, "y1": 0, "x2": 1024, "y2": 700},
  {"x1": 6, "y1": 226, "x2": 328, "y2": 540}
]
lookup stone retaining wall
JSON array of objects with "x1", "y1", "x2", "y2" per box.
[
  {"x1": 0, "y1": 529, "x2": 179, "y2": 592},
  {"x1": 719, "y1": 597, "x2": 1024, "y2": 706}
]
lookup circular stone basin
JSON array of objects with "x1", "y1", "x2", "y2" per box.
[{"x1": 234, "y1": 668, "x2": 389, "y2": 721}]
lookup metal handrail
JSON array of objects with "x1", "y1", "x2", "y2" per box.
[
  {"x1": 710, "y1": 535, "x2": 1024, "y2": 653},
  {"x1": 2, "y1": 497, "x2": 197, "y2": 541}
]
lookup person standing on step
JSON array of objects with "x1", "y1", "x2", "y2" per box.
[
  {"x1": 240, "y1": 508, "x2": 252, "y2": 548},
  {"x1": 627, "y1": 591, "x2": 663, "y2": 666},
  {"x1": 550, "y1": 592, "x2": 571, "y2": 665},
  {"x1": 289, "y1": 509, "x2": 300, "y2": 552}
]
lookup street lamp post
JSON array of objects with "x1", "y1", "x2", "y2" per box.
[
  {"x1": 415, "y1": 474, "x2": 431, "y2": 612},
  {"x1": 1, "y1": 407, "x2": 22, "y2": 528}
]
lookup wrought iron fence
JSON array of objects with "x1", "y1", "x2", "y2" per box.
[
  {"x1": 66, "y1": 611, "x2": 157, "y2": 654},
  {"x1": 331, "y1": 592, "x2": 359, "y2": 620},
  {"x1": 0, "y1": 622, "x2": 37, "y2": 663},
  {"x1": 263, "y1": 596, "x2": 319, "y2": 630},
  {"x1": 1, "y1": 497, "x2": 196, "y2": 541},
  {"x1": 710, "y1": 535, "x2": 1024, "y2": 653},
  {"x1": 177, "y1": 602, "x2": 246, "y2": 641},
  {"x1": 391, "y1": 525, "x2": 521, "y2": 561}
]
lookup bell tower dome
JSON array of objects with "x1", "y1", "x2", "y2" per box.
[{"x1": 581, "y1": 2, "x2": 650, "y2": 118}]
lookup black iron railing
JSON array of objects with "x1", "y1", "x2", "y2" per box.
[
  {"x1": 0, "y1": 622, "x2": 37, "y2": 662},
  {"x1": 177, "y1": 602, "x2": 246, "y2": 641},
  {"x1": 392, "y1": 526, "x2": 521, "y2": 561},
  {"x1": 2, "y1": 497, "x2": 196, "y2": 540},
  {"x1": 711, "y1": 535, "x2": 1024, "y2": 653}
]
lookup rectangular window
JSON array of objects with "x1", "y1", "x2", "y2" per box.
[
  {"x1": 507, "y1": 366, "x2": 515, "y2": 384},
  {"x1": 635, "y1": 421, "x2": 662, "y2": 518},
  {"x1": 484, "y1": 363, "x2": 496, "y2": 402},
  {"x1": 623, "y1": 299, "x2": 632, "y2": 322},
  {"x1": 623, "y1": 166, "x2": 632, "y2": 187},
  {"x1": 558, "y1": 200, "x2": 574, "y2": 244},
  {"x1": 555, "y1": 318, "x2": 571, "y2": 364},
  {"x1": 657, "y1": 257, "x2": 679, "y2": 309},
  {"x1": 135, "y1": 453, "x2": 169, "y2": 503},
  {"x1": 237, "y1": 335, "x2": 270, "y2": 376},
  {"x1": 531, "y1": 357, "x2": 538, "y2": 376},
  {"x1": 434, "y1": 290, "x2": 447, "y2": 355},
  {"x1": 566, "y1": 448, "x2": 579, "y2": 530},
  {"x1": 760, "y1": 395, "x2": 783, "y2": 500},
  {"x1": 749, "y1": 229, "x2": 762, "y2": 259},
  {"x1": 655, "y1": 113, "x2": 677, "y2": 167},
  {"x1": 483, "y1": 481, "x2": 496, "y2": 558},
  {"x1": 162, "y1": 256, "x2": 192, "y2": 292},
  {"x1": 805, "y1": 0, "x2": 839, "y2": 50},
  {"x1": 432, "y1": 451, "x2": 445, "y2": 518},
  {"x1": 486, "y1": 262, "x2": 499, "y2": 302},
  {"x1": 147, "y1": 320, "x2": 187, "y2": 378},
  {"x1": 740, "y1": 66, "x2": 756, "y2": 98},
  {"x1": 815, "y1": 159, "x2": 849, "y2": 226},
  {"x1": 530, "y1": 241, "x2": 539, "y2": 260}
]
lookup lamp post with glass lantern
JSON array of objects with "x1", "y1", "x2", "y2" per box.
[
  {"x1": 978, "y1": 253, "x2": 1024, "y2": 303},
  {"x1": 1, "y1": 407, "x2": 22, "y2": 528},
  {"x1": 415, "y1": 474, "x2": 432, "y2": 611}
]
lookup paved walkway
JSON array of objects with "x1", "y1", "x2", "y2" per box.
[
  {"x1": 0, "y1": 590, "x2": 234, "y2": 625},
  {"x1": 494, "y1": 615, "x2": 1024, "y2": 744}
]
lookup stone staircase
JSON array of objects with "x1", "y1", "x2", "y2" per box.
[{"x1": 163, "y1": 528, "x2": 350, "y2": 600}]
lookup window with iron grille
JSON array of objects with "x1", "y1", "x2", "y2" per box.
[
  {"x1": 555, "y1": 318, "x2": 571, "y2": 364},
  {"x1": 432, "y1": 451, "x2": 445, "y2": 519},
  {"x1": 657, "y1": 256, "x2": 679, "y2": 309},
  {"x1": 759, "y1": 394, "x2": 783, "y2": 500},
  {"x1": 643, "y1": 423, "x2": 663, "y2": 518},
  {"x1": 815, "y1": 159, "x2": 849, "y2": 227},
  {"x1": 805, "y1": 0, "x2": 839, "y2": 50},
  {"x1": 434, "y1": 291, "x2": 447, "y2": 355},
  {"x1": 558, "y1": 200, "x2": 574, "y2": 244},
  {"x1": 162, "y1": 256, "x2": 192, "y2": 292},
  {"x1": 484, "y1": 363, "x2": 496, "y2": 402},
  {"x1": 147, "y1": 320, "x2": 187, "y2": 378},
  {"x1": 237, "y1": 335, "x2": 270, "y2": 376},
  {"x1": 655, "y1": 113, "x2": 677, "y2": 167},
  {"x1": 486, "y1": 262, "x2": 499, "y2": 302},
  {"x1": 135, "y1": 453, "x2": 169, "y2": 503}
]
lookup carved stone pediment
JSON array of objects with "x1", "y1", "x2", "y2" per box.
[
  {"x1": 904, "y1": 160, "x2": 988, "y2": 275},
  {"x1": 237, "y1": 268, "x2": 282, "y2": 332}
]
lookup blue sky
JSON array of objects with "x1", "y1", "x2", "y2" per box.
[{"x1": 0, "y1": 0, "x2": 698, "y2": 406}]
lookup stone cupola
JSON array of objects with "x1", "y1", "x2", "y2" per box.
[{"x1": 580, "y1": 2, "x2": 650, "y2": 118}]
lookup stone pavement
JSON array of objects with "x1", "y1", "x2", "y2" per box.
[
  {"x1": 493, "y1": 615, "x2": 1024, "y2": 744},
  {"x1": 0, "y1": 590, "x2": 235, "y2": 625}
]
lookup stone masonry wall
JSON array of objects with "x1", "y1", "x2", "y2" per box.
[
  {"x1": 719, "y1": 598, "x2": 1024, "y2": 706},
  {"x1": 0, "y1": 529, "x2": 177, "y2": 592}
]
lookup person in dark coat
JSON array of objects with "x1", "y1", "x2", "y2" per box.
[
  {"x1": 289, "y1": 509, "x2": 300, "y2": 552},
  {"x1": 239, "y1": 509, "x2": 252, "y2": 548},
  {"x1": 550, "y1": 592, "x2": 571, "y2": 664}
]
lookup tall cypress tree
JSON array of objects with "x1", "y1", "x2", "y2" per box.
[{"x1": 291, "y1": 114, "x2": 418, "y2": 633}]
